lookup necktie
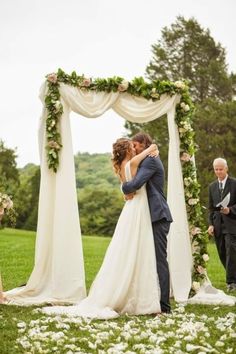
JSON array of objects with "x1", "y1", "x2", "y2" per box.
[{"x1": 219, "y1": 182, "x2": 223, "y2": 199}]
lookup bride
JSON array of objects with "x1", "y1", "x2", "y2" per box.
[{"x1": 43, "y1": 138, "x2": 161, "y2": 319}]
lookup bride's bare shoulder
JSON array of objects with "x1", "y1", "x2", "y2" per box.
[{"x1": 119, "y1": 160, "x2": 129, "y2": 182}]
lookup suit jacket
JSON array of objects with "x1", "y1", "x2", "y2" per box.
[
  {"x1": 209, "y1": 176, "x2": 236, "y2": 236},
  {"x1": 122, "y1": 156, "x2": 173, "y2": 223}
]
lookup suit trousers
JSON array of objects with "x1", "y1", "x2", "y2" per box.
[
  {"x1": 152, "y1": 219, "x2": 171, "y2": 313},
  {"x1": 215, "y1": 222, "x2": 236, "y2": 284}
]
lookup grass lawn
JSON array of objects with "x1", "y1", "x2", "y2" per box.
[{"x1": 0, "y1": 228, "x2": 235, "y2": 354}]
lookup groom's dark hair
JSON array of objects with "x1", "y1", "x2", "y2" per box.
[{"x1": 132, "y1": 132, "x2": 153, "y2": 148}]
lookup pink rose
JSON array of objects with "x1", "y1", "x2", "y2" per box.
[
  {"x1": 81, "y1": 78, "x2": 91, "y2": 87},
  {"x1": 191, "y1": 227, "x2": 201, "y2": 236},
  {"x1": 47, "y1": 73, "x2": 58, "y2": 84},
  {"x1": 197, "y1": 265, "x2": 206, "y2": 274},
  {"x1": 48, "y1": 140, "x2": 60, "y2": 150},
  {"x1": 180, "y1": 152, "x2": 191, "y2": 162}
]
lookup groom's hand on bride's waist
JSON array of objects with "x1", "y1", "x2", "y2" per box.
[{"x1": 124, "y1": 192, "x2": 136, "y2": 201}]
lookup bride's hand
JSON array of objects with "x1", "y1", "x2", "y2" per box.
[{"x1": 148, "y1": 144, "x2": 159, "y2": 157}]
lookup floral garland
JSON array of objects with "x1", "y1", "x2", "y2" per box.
[
  {"x1": 44, "y1": 69, "x2": 208, "y2": 294},
  {"x1": 0, "y1": 192, "x2": 16, "y2": 227}
]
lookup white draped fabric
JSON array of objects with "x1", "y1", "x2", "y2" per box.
[{"x1": 6, "y1": 83, "x2": 193, "y2": 305}]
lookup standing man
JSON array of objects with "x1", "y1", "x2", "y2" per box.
[
  {"x1": 122, "y1": 132, "x2": 172, "y2": 313},
  {"x1": 208, "y1": 158, "x2": 236, "y2": 291}
]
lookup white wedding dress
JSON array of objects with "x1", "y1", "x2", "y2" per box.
[{"x1": 42, "y1": 161, "x2": 160, "y2": 319}]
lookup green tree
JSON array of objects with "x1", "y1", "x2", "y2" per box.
[
  {"x1": 0, "y1": 140, "x2": 19, "y2": 195},
  {"x1": 78, "y1": 186, "x2": 124, "y2": 236},
  {"x1": 15, "y1": 164, "x2": 40, "y2": 230},
  {"x1": 193, "y1": 99, "x2": 236, "y2": 219},
  {"x1": 146, "y1": 16, "x2": 232, "y2": 103}
]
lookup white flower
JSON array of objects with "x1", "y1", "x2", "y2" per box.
[
  {"x1": 174, "y1": 80, "x2": 186, "y2": 89},
  {"x1": 186, "y1": 344, "x2": 201, "y2": 352},
  {"x1": 184, "y1": 177, "x2": 192, "y2": 186},
  {"x1": 179, "y1": 127, "x2": 187, "y2": 133},
  {"x1": 192, "y1": 281, "x2": 200, "y2": 291},
  {"x1": 17, "y1": 322, "x2": 27, "y2": 328},
  {"x1": 202, "y1": 254, "x2": 209, "y2": 262},
  {"x1": 118, "y1": 80, "x2": 129, "y2": 92},
  {"x1": 188, "y1": 198, "x2": 199, "y2": 206},
  {"x1": 54, "y1": 100, "x2": 62, "y2": 112},
  {"x1": 184, "y1": 104, "x2": 190, "y2": 111},
  {"x1": 150, "y1": 87, "x2": 160, "y2": 98},
  {"x1": 192, "y1": 240, "x2": 200, "y2": 253},
  {"x1": 215, "y1": 341, "x2": 224, "y2": 347}
]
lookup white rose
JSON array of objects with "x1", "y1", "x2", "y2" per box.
[
  {"x1": 188, "y1": 198, "x2": 198, "y2": 205},
  {"x1": 6, "y1": 199, "x2": 13, "y2": 209},
  {"x1": 192, "y1": 281, "x2": 200, "y2": 291},
  {"x1": 179, "y1": 127, "x2": 187, "y2": 133},
  {"x1": 118, "y1": 80, "x2": 129, "y2": 92},
  {"x1": 54, "y1": 100, "x2": 62, "y2": 112},
  {"x1": 184, "y1": 104, "x2": 190, "y2": 112},
  {"x1": 174, "y1": 80, "x2": 186, "y2": 89},
  {"x1": 202, "y1": 254, "x2": 209, "y2": 262}
]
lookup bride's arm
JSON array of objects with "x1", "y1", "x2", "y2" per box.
[{"x1": 130, "y1": 144, "x2": 158, "y2": 178}]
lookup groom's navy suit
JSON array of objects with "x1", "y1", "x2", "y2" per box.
[{"x1": 122, "y1": 156, "x2": 172, "y2": 313}]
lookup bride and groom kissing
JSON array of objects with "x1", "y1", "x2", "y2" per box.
[{"x1": 43, "y1": 132, "x2": 172, "y2": 319}]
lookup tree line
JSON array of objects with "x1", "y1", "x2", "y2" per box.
[
  {"x1": 0, "y1": 146, "x2": 124, "y2": 236},
  {"x1": 1, "y1": 16, "x2": 236, "y2": 234}
]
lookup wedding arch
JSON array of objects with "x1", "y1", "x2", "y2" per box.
[{"x1": 6, "y1": 69, "x2": 210, "y2": 305}]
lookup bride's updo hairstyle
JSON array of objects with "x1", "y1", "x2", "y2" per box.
[{"x1": 112, "y1": 138, "x2": 132, "y2": 176}]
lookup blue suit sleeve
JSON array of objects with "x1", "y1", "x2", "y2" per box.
[{"x1": 122, "y1": 157, "x2": 157, "y2": 194}]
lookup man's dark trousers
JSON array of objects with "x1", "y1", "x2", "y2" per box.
[{"x1": 152, "y1": 219, "x2": 171, "y2": 313}]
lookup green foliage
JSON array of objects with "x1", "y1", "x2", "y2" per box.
[
  {"x1": 75, "y1": 152, "x2": 124, "y2": 236},
  {"x1": 14, "y1": 164, "x2": 40, "y2": 231},
  {"x1": 0, "y1": 140, "x2": 19, "y2": 196},
  {"x1": 194, "y1": 99, "x2": 236, "y2": 218},
  {"x1": 79, "y1": 186, "x2": 123, "y2": 236},
  {"x1": 146, "y1": 16, "x2": 233, "y2": 103},
  {"x1": 0, "y1": 141, "x2": 19, "y2": 228}
]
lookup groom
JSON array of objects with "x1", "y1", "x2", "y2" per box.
[{"x1": 122, "y1": 132, "x2": 172, "y2": 313}]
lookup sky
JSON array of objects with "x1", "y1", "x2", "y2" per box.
[{"x1": 0, "y1": 0, "x2": 235, "y2": 167}]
